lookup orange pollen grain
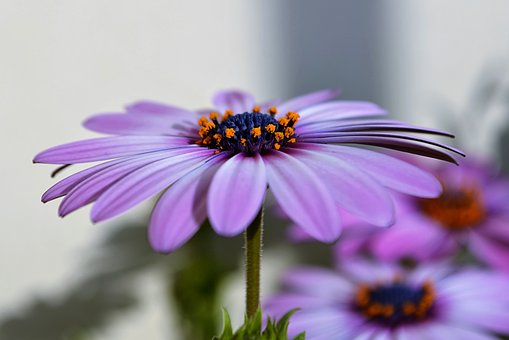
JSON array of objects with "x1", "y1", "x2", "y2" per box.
[
  {"x1": 286, "y1": 111, "x2": 300, "y2": 122},
  {"x1": 402, "y1": 303, "x2": 416, "y2": 315},
  {"x1": 382, "y1": 305, "x2": 395, "y2": 317},
  {"x1": 278, "y1": 117, "x2": 289, "y2": 126},
  {"x1": 223, "y1": 109, "x2": 233, "y2": 120},
  {"x1": 275, "y1": 132, "x2": 284, "y2": 142},
  {"x1": 251, "y1": 127, "x2": 262, "y2": 138},
  {"x1": 198, "y1": 116, "x2": 209, "y2": 126},
  {"x1": 225, "y1": 128, "x2": 235, "y2": 138},
  {"x1": 252, "y1": 105, "x2": 261, "y2": 113},
  {"x1": 274, "y1": 143, "x2": 281, "y2": 150},
  {"x1": 288, "y1": 138, "x2": 296, "y2": 144},
  {"x1": 213, "y1": 133, "x2": 222, "y2": 142},
  {"x1": 265, "y1": 124, "x2": 276, "y2": 133},
  {"x1": 285, "y1": 127, "x2": 295, "y2": 138},
  {"x1": 209, "y1": 112, "x2": 219, "y2": 120},
  {"x1": 198, "y1": 127, "x2": 208, "y2": 138},
  {"x1": 268, "y1": 106, "x2": 278, "y2": 115},
  {"x1": 240, "y1": 138, "x2": 247, "y2": 146},
  {"x1": 202, "y1": 136, "x2": 212, "y2": 145}
]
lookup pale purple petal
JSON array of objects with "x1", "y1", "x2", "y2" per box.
[
  {"x1": 282, "y1": 267, "x2": 353, "y2": 299},
  {"x1": 91, "y1": 149, "x2": 216, "y2": 222},
  {"x1": 33, "y1": 136, "x2": 191, "y2": 164},
  {"x1": 299, "y1": 135, "x2": 461, "y2": 164},
  {"x1": 83, "y1": 113, "x2": 195, "y2": 136},
  {"x1": 126, "y1": 100, "x2": 194, "y2": 116},
  {"x1": 263, "y1": 294, "x2": 331, "y2": 317},
  {"x1": 42, "y1": 158, "x2": 125, "y2": 202},
  {"x1": 425, "y1": 323, "x2": 494, "y2": 340},
  {"x1": 288, "y1": 148, "x2": 395, "y2": 227},
  {"x1": 297, "y1": 101, "x2": 383, "y2": 119},
  {"x1": 277, "y1": 89, "x2": 340, "y2": 114},
  {"x1": 483, "y1": 180, "x2": 509, "y2": 212},
  {"x1": 263, "y1": 151, "x2": 340, "y2": 243},
  {"x1": 300, "y1": 132, "x2": 464, "y2": 157},
  {"x1": 299, "y1": 143, "x2": 442, "y2": 198},
  {"x1": 370, "y1": 217, "x2": 456, "y2": 262},
  {"x1": 212, "y1": 89, "x2": 255, "y2": 113},
  {"x1": 285, "y1": 308, "x2": 363, "y2": 340},
  {"x1": 149, "y1": 155, "x2": 227, "y2": 253},
  {"x1": 469, "y1": 233, "x2": 509, "y2": 272},
  {"x1": 341, "y1": 259, "x2": 401, "y2": 283},
  {"x1": 444, "y1": 299, "x2": 509, "y2": 334},
  {"x1": 258, "y1": 98, "x2": 282, "y2": 112},
  {"x1": 478, "y1": 217, "x2": 509, "y2": 241},
  {"x1": 58, "y1": 149, "x2": 191, "y2": 216},
  {"x1": 207, "y1": 153, "x2": 267, "y2": 236}
]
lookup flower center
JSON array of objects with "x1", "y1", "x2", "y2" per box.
[
  {"x1": 354, "y1": 279, "x2": 436, "y2": 327},
  {"x1": 419, "y1": 187, "x2": 485, "y2": 230},
  {"x1": 196, "y1": 106, "x2": 299, "y2": 154}
]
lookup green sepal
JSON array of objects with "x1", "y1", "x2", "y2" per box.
[{"x1": 212, "y1": 308, "x2": 305, "y2": 340}]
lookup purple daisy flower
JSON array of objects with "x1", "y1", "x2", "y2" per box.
[
  {"x1": 265, "y1": 260, "x2": 509, "y2": 339},
  {"x1": 323, "y1": 158, "x2": 509, "y2": 271},
  {"x1": 34, "y1": 89, "x2": 462, "y2": 253}
]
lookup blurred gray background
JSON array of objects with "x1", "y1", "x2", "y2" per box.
[{"x1": 1, "y1": 1, "x2": 508, "y2": 339}]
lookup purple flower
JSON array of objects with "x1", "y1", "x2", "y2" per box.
[
  {"x1": 265, "y1": 260, "x2": 509, "y2": 339},
  {"x1": 34, "y1": 89, "x2": 461, "y2": 253},
  {"x1": 323, "y1": 158, "x2": 509, "y2": 271}
]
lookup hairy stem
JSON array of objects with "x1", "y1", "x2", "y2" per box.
[{"x1": 244, "y1": 207, "x2": 264, "y2": 319}]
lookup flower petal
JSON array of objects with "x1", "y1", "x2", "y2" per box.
[
  {"x1": 263, "y1": 151, "x2": 340, "y2": 242},
  {"x1": 300, "y1": 143, "x2": 442, "y2": 198},
  {"x1": 149, "y1": 155, "x2": 227, "y2": 253},
  {"x1": 425, "y1": 323, "x2": 493, "y2": 340},
  {"x1": 299, "y1": 135, "x2": 461, "y2": 164},
  {"x1": 298, "y1": 101, "x2": 386, "y2": 123},
  {"x1": 59, "y1": 149, "x2": 192, "y2": 216},
  {"x1": 212, "y1": 89, "x2": 255, "y2": 113},
  {"x1": 126, "y1": 100, "x2": 194, "y2": 116},
  {"x1": 469, "y1": 233, "x2": 509, "y2": 272},
  {"x1": 282, "y1": 267, "x2": 352, "y2": 299},
  {"x1": 207, "y1": 153, "x2": 267, "y2": 236},
  {"x1": 33, "y1": 136, "x2": 191, "y2": 164},
  {"x1": 91, "y1": 149, "x2": 216, "y2": 222},
  {"x1": 277, "y1": 89, "x2": 339, "y2": 114},
  {"x1": 288, "y1": 148, "x2": 395, "y2": 227},
  {"x1": 83, "y1": 113, "x2": 195, "y2": 136},
  {"x1": 370, "y1": 217, "x2": 456, "y2": 261},
  {"x1": 42, "y1": 158, "x2": 125, "y2": 202}
]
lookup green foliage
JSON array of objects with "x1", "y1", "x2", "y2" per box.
[{"x1": 213, "y1": 308, "x2": 305, "y2": 340}]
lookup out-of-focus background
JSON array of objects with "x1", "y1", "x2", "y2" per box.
[{"x1": 1, "y1": 1, "x2": 508, "y2": 339}]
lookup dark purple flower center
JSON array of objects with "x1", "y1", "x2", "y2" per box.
[
  {"x1": 354, "y1": 280, "x2": 435, "y2": 327},
  {"x1": 419, "y1": 186, "x2": 485, "y2": 230},
  {"x1": 196, "y1": 107, "x2": 300, "y2": 154}
]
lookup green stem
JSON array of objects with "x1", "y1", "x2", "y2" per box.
[{"x1": 245, "y1": 207, "x2": 264, "y2": 319}]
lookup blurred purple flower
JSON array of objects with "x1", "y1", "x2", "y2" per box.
[
  {"x1": 265, "y1": 260, "x2": 509, "y2": 339},
  {"x1": 34, "y1": 89, "x2": 461, "y2": 253},
  {"x1": 322, "y1": 158, "x2": 509, "y2": 271}
]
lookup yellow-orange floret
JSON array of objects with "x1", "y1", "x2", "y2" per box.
[
  {"x1": 285, "y1": 127, "x2": 295, "y2": 138},
  {"x1": 251, "y1": 127, "x2": 262, "y2": 138},
  {"x1": 268, "y1": 106, "x2": 278, "y2": 115},
  {"x1": 225, "y1": 128, "x2": 236, "y2": 138},
  {"x1": 265, "y1": 124, "x2": 276, "y2": 133}
]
